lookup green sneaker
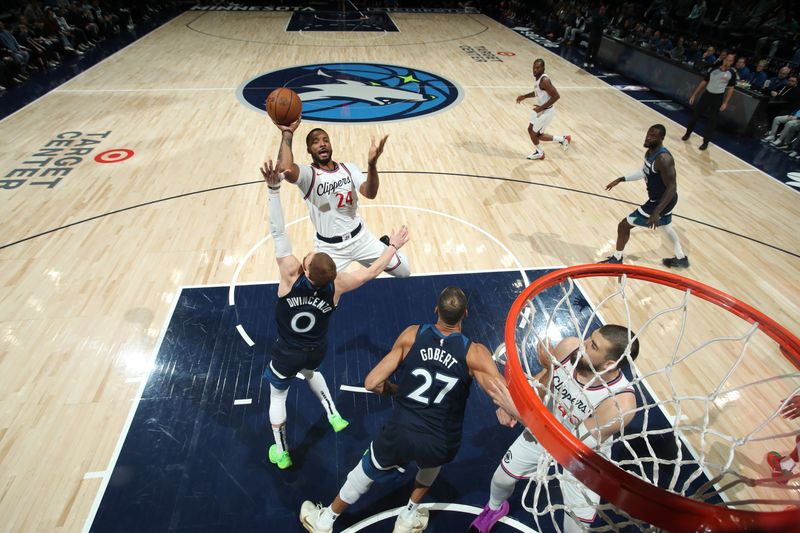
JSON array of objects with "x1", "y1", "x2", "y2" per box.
[
  {"x1": 328, "y1": 414, "x2": 349, "y2": 433},
  {"x1": 268, "y1": 444, "x2": 292, "y2": 469}
]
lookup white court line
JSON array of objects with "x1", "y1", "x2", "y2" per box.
[
  {"x1": 54, "y1": 87, "x2": 235, "y2": 93},
  {"x1": 236, "y1": 325, "x2": 255, "y2": 347},
  {"x1": 715, "y1": 169, "x2": 762, "y2": 173},
  {"x1": 81, "y1": 287, "x2": 183, "y2": 533},
  {"x1": 233, "y1": 398, "x2": 253, "y2": 405},
  {"x1": 341, "y1": 502, "x2": 536, "y2": 533},
  {"x1": 341, "y1": 385, "x2": 372, "y2": 394},
  {"x1": 83, "y1": 471, "x2": 108, "y2": 480}
]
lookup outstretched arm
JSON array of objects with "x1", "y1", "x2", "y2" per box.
[
  {"x1": 261, "y1": 160, "x2": 301, "y2": 294},
  {"x1": 467, "y1": 342, "x2": 520, "y2": 427},
  {"x1": 364, "y1": 325, "x2": 418, "y2": 395},
  {"x1": 333, "y1": 225, "x2": 409, "y2": 299},
  {"x1": 360, "y1": 135, "x2": 388, "y2": 200},
  {"x1": 273, "y1": 118, "x2": 302, "y2": 183}
]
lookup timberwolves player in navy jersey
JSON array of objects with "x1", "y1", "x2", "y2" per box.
[
  {"x1": 599, "y1": 124, "x2": 689, "y2": 268},
  {"x1": 300, "y1": 287, "x2": 519, "y2": 533},
  {"x1": 260, "y1": 160, "x2": 410, "y2": 470}
]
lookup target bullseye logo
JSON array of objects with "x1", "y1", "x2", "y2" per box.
[{"x1": 94, "y1": 149, "x2": 134, "y2": 163}]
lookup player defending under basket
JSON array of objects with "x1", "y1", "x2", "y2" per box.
[{"x1": 471, "y1": 325, "x2": 640, "y2": 533}]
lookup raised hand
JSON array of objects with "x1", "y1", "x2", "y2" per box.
[
  {"x1": 368, "y1": 135, "x2": 389, "y2": 165},
  {"x1": 386, "y1": 224, "x2": 409, "y2": 249},
  {"x1": 273, "y1": 116, "x2": 301, "y2": 134},
  {"x1": 260, "y1": 159, "x2": 285, "y2": 188},
  {"x1": 780, "y1": 394, "x2": 800, "y2": 420}
]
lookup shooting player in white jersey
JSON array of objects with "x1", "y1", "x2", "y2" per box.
[
  {"x1": 516, "y1": 58, "x2": 571, "y2": 160},
  {"x1": 260, "y1": 160, "x2": 409, "y2": 470},
  {"x1": 272, "y1": 118, "x2": 410, "y2": 277},
  {"x1": 471, "y1": 325, "x2": 639, "y2": 533}
]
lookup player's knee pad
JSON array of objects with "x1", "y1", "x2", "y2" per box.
[
  {"x1": 360, "y1": 448, "x2": 405, "y2": 483},
  {"x1": 415, "y1": 466, "x2": 441, "y2": 487},
  {"x1": 339, "y1": 461, "x2": 375, "y2": 505},
  {"x1": 268, "y1": 385, "x2": 289, "y2": 425}
]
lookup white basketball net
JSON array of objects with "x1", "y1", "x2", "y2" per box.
[{"x1": 506, "y1": 273, "x2": 800, "y2": 532}]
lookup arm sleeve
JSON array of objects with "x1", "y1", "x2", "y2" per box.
[{"x1": 268, "y1": 191, "x2": 292, "y2": 258}]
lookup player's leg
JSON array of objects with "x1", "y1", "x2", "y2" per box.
[
  {"x1": 527, "y1": 111, "x2": 554, "y2": 160},
  {"x1": 298, "y1": 365, "x2": 349, "y2": 432},
  {"x1": 352, "y1": 229, "x2": 411, "y2": 278},
  {"x1": 561, "y1": 470, "x2": 601, "y2": 533},
  {"x1": 470, "y1": 430, "x2": 542, "y2": 533},
  {"x1": 394, "y1": 467, "x2": 440, "y2": 533},
  {"x1": 599, "y1": 212, "x2": 637, "y2": 263},
  {"x1": 539, "y1": 131, "x2": 571, "y2": 150},
  {"x1": 526, "y1": 123, "x2": 544, "y2": 159},
  {"x1": 767, "y1": 434, "x2": 800, "y2": 484},
  {"x1": 263, "y1": 351, "x2": 296, "y2": 469},
  {"x1": 660, "y1": 217, "x2": 689, "y2": 268}
]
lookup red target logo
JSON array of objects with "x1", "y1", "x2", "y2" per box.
[
  {"x1": 497, "y1": 51, "x2": 516, "y2": 56},
  {"x1": 95, "y1": 149, "x2": 134, "y2": 163}
]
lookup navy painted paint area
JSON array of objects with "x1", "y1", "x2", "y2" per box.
[
  {"x1": 90, "y1": 271, "x2": 714, "y2": 532},
  {"x1": 287, "y1": 11, "x2": 399, "y2": 32}
]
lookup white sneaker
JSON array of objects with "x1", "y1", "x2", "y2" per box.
[
  {"x1": 762, "y1": 135, "x2": 775, "y2": 143},
  {"x1": 560, "y1": 134, "x2": 571, "y2": 150},
  {"x1": 789, "y1": 151, "x2": 798, "y2": 157},
  {"x1": 393, "y1": 508, "x2": 429, "y2": 533},
  {"x1": 300, "y1": 501, "x2": 332, "y2": 533},
  {"x1": 526, "y1": 151, "x2": 545, "y2": 160}
]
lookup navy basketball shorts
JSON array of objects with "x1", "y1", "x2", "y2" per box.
[
  {"x1": 627, "y1": 196, "x2": 678, "y2": 227},
  {"x1": 369, "y1": 419, "x2": 459, "y2": 472},
  {"x1": 263, "y1": 338, "x2": 326, "y2": 390}
]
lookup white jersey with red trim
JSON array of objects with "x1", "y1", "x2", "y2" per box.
[
  {"x1": 534, "y1": 74, "x2": 552, "y2": 107},
  {"x1": 551, "y1": 349, "x2": 634, "y2": 452},
  {"x1": 295, "y1": 161, "x2": 367, "y2": 239}
]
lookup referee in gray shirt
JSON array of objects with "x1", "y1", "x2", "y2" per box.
[{"x1": 682, "y1": 54, "x2": 738, "y2": 150}]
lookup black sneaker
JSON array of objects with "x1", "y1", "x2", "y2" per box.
[
  {"x1": 379, "y1": 235, "x2": 390, "y2": 246},
  {"x1": 699, "y1": 142, "x2": 709, "y2": 150},
  {"x1": 662, "y1": 256, "x2": 690, "y2": 268},
  {"x1": 598, "y1": 255, "x2": 623, "y2": 264},
  {"x1": 681, "y1": 133, "x2": 691, "y2": 141}
]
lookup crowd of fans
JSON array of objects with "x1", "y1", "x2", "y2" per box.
[
  {"x1": 0, "y1": 1, "x2": 175, "y2": 92},
  {"x1": 485, "y1": 0, "x2": 800, "y2": 155}
]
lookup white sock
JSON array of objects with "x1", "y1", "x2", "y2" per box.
[
  {"x1": 661, "y1": 224, "x2": 685, "y2": 258},
  {"x1": 399, "y1": 500, "x2": 419, "y2": 522},
  {"x1": 301, "y1": 369, "x2": 338, "y2": 417},
  {"x1": 488, "y1": 465, "x2": 516, "y2": 510},
  {"x1": 553, "y1": 135, "x2": 564, "y2": 143},
  {"x1": 533, "y1": 145, "x2": 543, "y2": 154},
  {"x1": 613, "y1": 250, "x2": 623, "y2": 260},
  {"x1": 272, "y1": 425, "x2": 287, "y2": 454},
  {"x1": 319, "y1": 506, "x2": 338, "y2": 528}
]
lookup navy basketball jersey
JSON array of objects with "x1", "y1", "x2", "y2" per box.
[
  {"x1": 643, "y1": 146, "x2": 672, "y2": 202},
  {"x1": 394, "y1": 324, "x2": 473, "y2": 447},
  {"x1": 275, "y1": 274, "x2": 336, "y2": 350}
]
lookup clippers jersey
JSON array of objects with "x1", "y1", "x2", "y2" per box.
[
  {"x1": 534, "y1": 74, "x2": 552, "y2": 107},
  {"x1": 296, "y1": 162, "x2": 367, "y2": 239},
  {"x1": 642, "y1": 146, "x2": 673, "y2": 203},
  {"x1": 394, "y1": 325, "x2": 473, "y2": 449},
  {"x1": 551, "y1": 349, "x2": 634, "y2": 453},
  {"x1": 275, "y1": 274, "x2": 336, "y2": 350}
]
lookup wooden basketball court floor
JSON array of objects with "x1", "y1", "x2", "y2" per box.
[{"x1": 0, "y1": 9, "x2": 798, "y2": 532}]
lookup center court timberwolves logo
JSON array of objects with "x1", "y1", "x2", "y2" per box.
[{"x1": 237, "y1": 63, "x2": 463, "y2": 124}]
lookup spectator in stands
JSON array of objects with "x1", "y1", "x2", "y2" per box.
[
  {"x1": 584, "y1": 4, "x2": 608, "y2": 68},
  {"x1": 767, "y1": 75, "x2": 800, "y2": 118},
  {"x1": 0, "y1": 21, "x2": 30, "y2": 74},
  {"x1": 682, "y1": 53, "x2": 738, "y2": 150},
  {"x1": 563, "y1": 8, "x2": 586, "y2": 46},
  {"x1": 734, "y1": 57, "x2": 751, "y2": 81},
  {"x1": 697, "y1": 45, "x2": 716, "y2": 68},
  {"x1": 762, "y1": 108, "x2": 800, "y2": 146},
  {"x1": 748, "y1": 59, "x2": 769, "y2": 91},
  {"x1": 766, "y1": 66, "x2": 791, "y2": 95},
  {"x1": 669, "y1": 35, "x2": 685, "y2": 61}
]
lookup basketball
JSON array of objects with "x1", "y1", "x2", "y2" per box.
[{"x1": 266, "y1": 88, "x2": 302, "y2": 126}]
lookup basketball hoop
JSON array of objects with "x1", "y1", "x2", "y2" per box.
[{"x1": 504, "y1": 264, "x2": 800, "y2": 532}]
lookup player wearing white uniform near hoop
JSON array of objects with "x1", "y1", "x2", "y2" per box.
[
  {"x1": 273, "y1": 118, "x2": 410, "y2": 276},
  {"x1": 516, "y1": 58, "x2": 571, "y2": 160},
  {"x1": 471, "y1": 325, "x2": 639, "y2": 533}
]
